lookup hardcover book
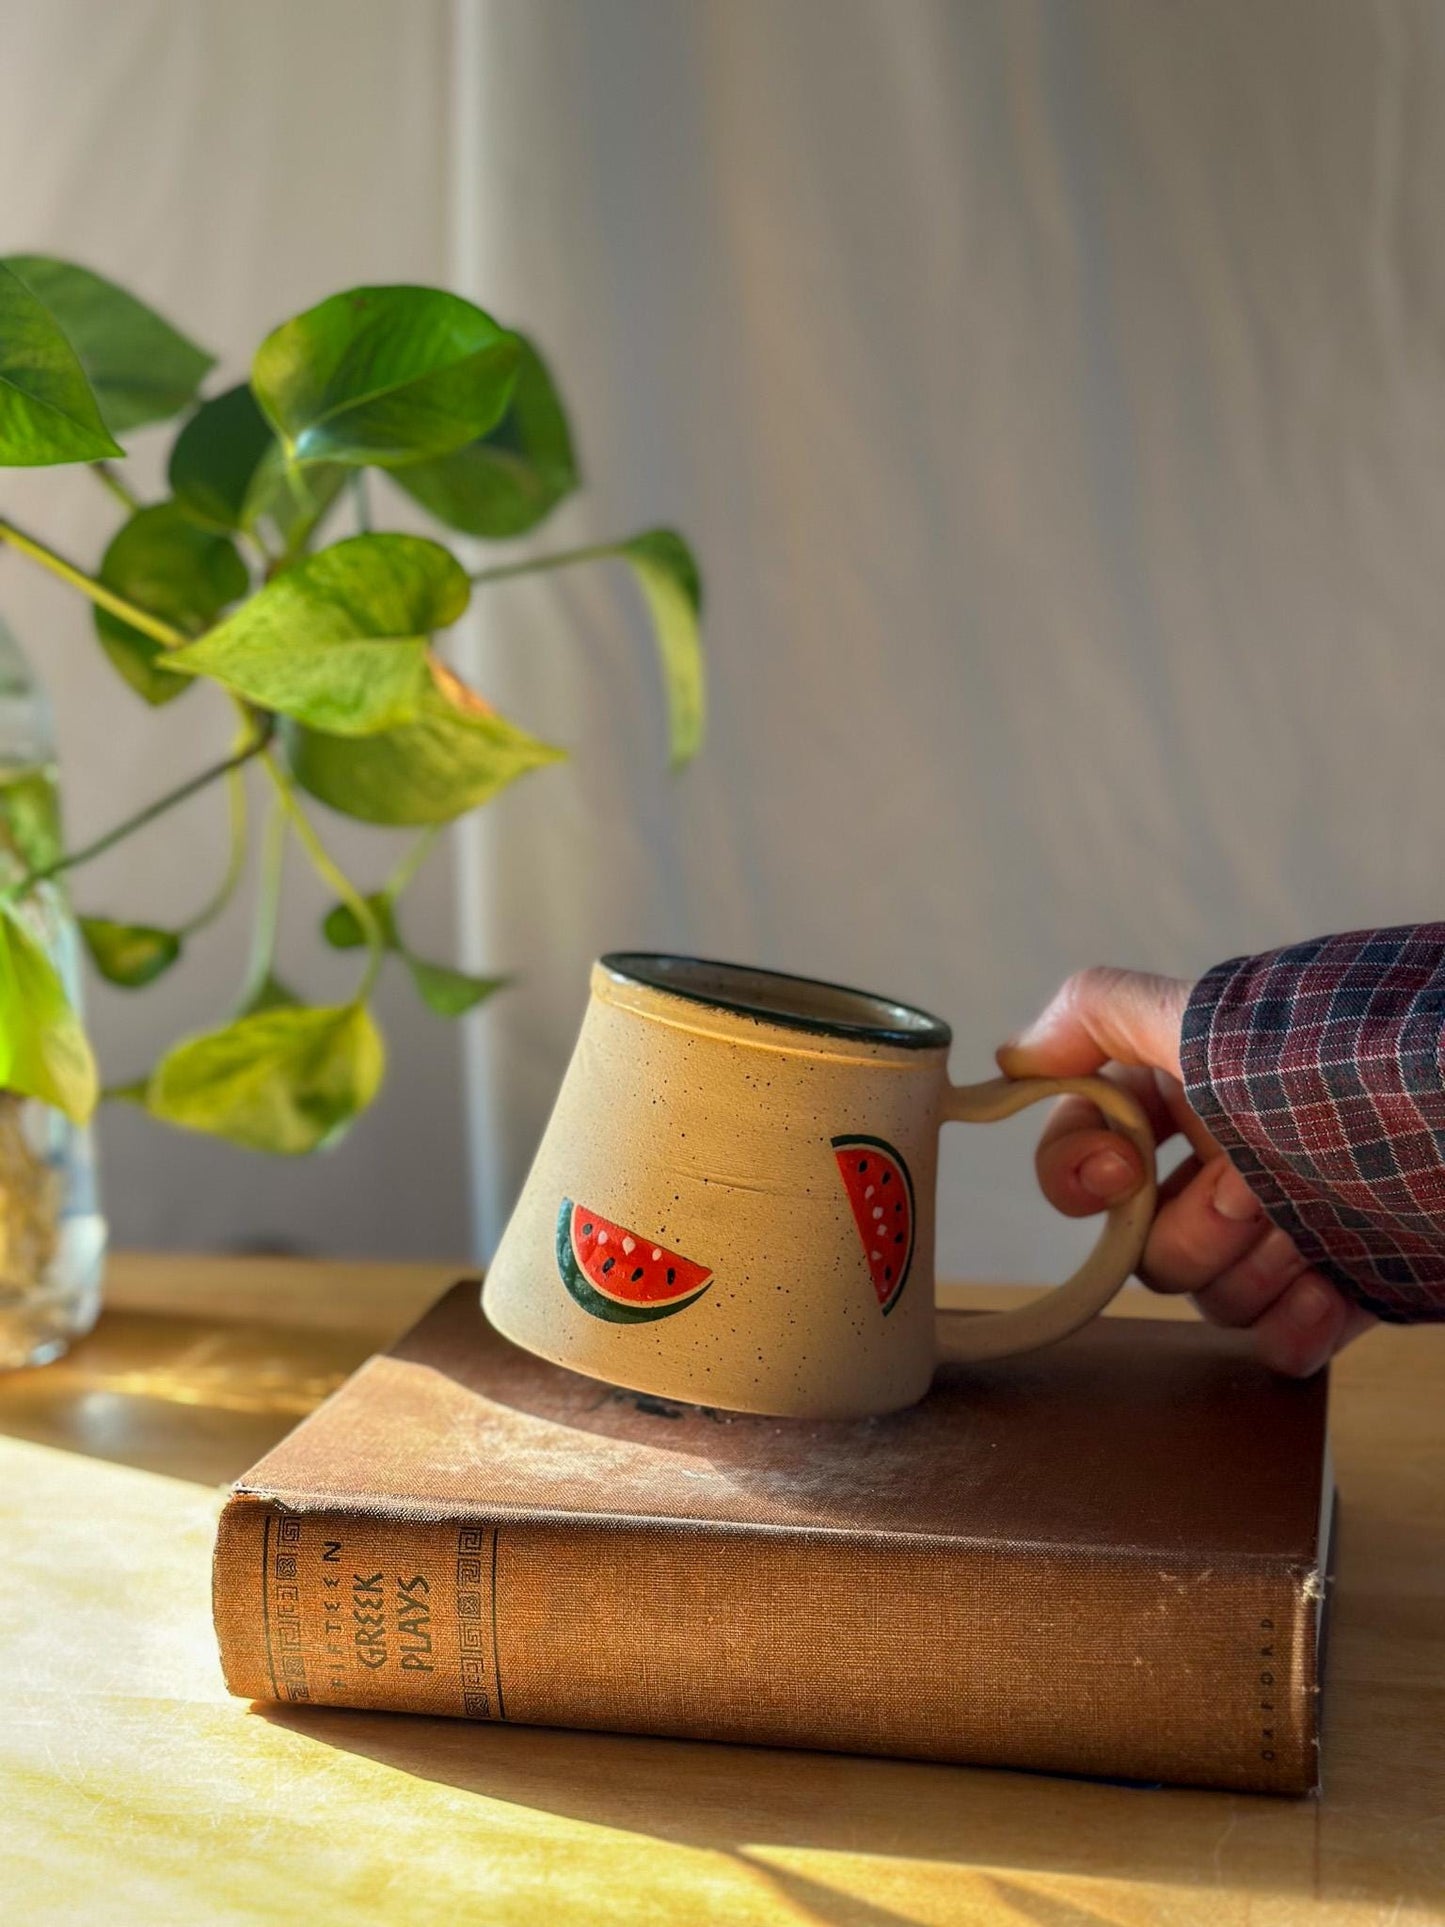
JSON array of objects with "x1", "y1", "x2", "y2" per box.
[{"x1": 214, "y1": 1284, "x2": 1334, "y2": 1794}]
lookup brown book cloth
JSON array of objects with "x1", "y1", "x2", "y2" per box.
[{"x1": 214, "y1": 1284, "x2": 1333, "y2": 1794}]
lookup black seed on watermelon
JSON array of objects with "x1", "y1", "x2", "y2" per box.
[
  {"x1": 832, "y1": 1134, "x2": 915, "y2": 1316},
  {"x1": 561, "y1": 1200, "x2": 713, "y2": 1321}
]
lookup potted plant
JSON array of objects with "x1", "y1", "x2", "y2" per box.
[{"x1": 0, "y1": 258, "x2": 702, "y2": 1363}]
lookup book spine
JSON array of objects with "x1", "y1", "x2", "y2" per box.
[{"x1": 213, "y1": 1494, "x2": 1319, "y2": 1794}]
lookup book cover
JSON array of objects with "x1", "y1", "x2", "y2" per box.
[{"x1": 214, "y1": 1284, "x2": 1333, "y2": 1793}]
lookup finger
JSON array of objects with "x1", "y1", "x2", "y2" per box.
[
  {"x1": 1135, "y1": 1155, "x2": 1272, "y2": 1295},
  {"x1": 1037, "y1": 1119, "x2": 1147, "y2": 1217},
  {"x1": 1152, "y1": 1070, "x2": 1227, "y2": 1167},
  {"x1": 1037, "y1": 1123, "x2": 1216, "y2": 1218},
  {"x1": 1035, "y1": 1063, "x2": 1190, "y2": 1149},
  {"x1": 998, "y1": 967, "x2": 1192, "y2": 1082},
  {"x1": 1158, "y1": 1152, "x2": 1203, "y2": 1205},
  {"x1": 1332, "y1": 1303, "x2": 1379, "y2": 1358},
  {"x1": 1249, "y1": 1273, "x2": 1366, "y2": 1377},
  {"x1": 1033, "y1": 1066, "x2": 1174, "y2": 1213},
  {"x1": 1035, "y1": 1059, "x2": 1208, "y2": 1217},
  {"x1": 1192, "y1": 1225, "x2": 1312, "y2": 1327},
  {"x1": 1036, "y1": 1068, "x2": 1230, "y2": 1222}
]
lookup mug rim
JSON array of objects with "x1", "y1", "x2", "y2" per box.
[{"x1": 599, "y1": 952, "x2": 953, "y2": 1051}]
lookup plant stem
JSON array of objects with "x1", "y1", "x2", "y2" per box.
[
  {"x1": 91, "y1": 463, "x2": 141, "y2": 514},
  {"x1": 351, "y1": 472, "x2": 372, "y2": 534},
  {"x1": 469, "y1": 541, "x2": 619, "y2": 588},
  {"x1": 178, "y1": 755, "x2": 250, "y2": 938},
  {"x1": 241, "y1": 527, "x2": 277, "y2": 576},
  {"x1": 260, "y1": 750, "x2": 385, "y2": 996},
  {"x1": 0, "y1": 518, "x2": 185, "y2": 649},
  {"x1": 100, "y1": 1078, "x2": 148, "y2": 1104},
  {"x1": 15, "y1": 731, "x2": 271, "y2": 894},
  {"x1": 238, "y1": 791, "x2": 287, "y2": 1011},
  {"x1": 384, "y1": 825, "x2": 438, "y2": 899},
  {"x1": 274, "y1": 465, "x2": 322, "y2": 571}
]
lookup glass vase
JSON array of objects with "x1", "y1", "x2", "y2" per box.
[{"x1": 0, "y1": 617, "x2": 107, "y2": 1369}]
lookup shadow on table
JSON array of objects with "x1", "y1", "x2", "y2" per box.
[
  {"x1": 0, "y1": 1310, "x2": 372, "y2": 1485},
  {"x1": 258, "y1": 1700, "x2": 1331, "y2": 1914}
]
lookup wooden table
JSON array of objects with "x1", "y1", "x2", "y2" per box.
[{"x1": 2, "y1": 1256, "x2": 1442, "y2": 1925}]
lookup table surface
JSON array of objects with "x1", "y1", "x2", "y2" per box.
[{"x1": 2, "y1": 1255, "x2": 1442, "y2": 1927}]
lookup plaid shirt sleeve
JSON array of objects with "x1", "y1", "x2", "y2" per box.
[{"x1": 1180, "y1": 925, "x2": 1445, "y2": 1324}]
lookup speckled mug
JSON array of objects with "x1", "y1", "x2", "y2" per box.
[{"x1": 483, "y1": 955, "x2": 1157, "y2": 1419}]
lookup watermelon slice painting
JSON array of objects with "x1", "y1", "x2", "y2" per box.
[
  {"x1": 555, "y1": 1199, "x2": 714, "y2": 1324},
  {"x1": 832, "y1": 1134, "x2": 915, "y2": 1315}
]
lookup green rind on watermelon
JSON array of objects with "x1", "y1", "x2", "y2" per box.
[
  {"x1": 555, "y1": 1198, "x2": 713, "y2": 1324},
  {"x1": 831, "y1": 1133, "x2": 915, "y2": 1315}
]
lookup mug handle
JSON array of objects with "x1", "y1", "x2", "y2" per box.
[{"x1": 935, "y1": 1074, "x2": 1157, "y2": 1364}]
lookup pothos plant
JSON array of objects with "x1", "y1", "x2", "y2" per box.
[{"x1": 0, "y1": 259, "x2": 701, "y2": 1153}]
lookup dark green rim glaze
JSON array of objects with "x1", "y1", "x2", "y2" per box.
[
  {"x1": 555, "y1": 1198, "x2": 713, "y2": 1324},
  {"x1": 600, "y1": 953, "x2": 952, "y2": 1052}
]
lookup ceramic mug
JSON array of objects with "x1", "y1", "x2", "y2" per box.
[{"x1": 483, "y1": 954, "x2": 1158, "y2": 1419}]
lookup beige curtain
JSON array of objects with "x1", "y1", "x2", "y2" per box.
[
  {"x1": 5, "y1": 1, "x2": 1444, "y2": 1278},
  {"x1": 454, "y1": 0, "x2": 1445, "y2": 1283},
  {"x1": 0, "y1": 1, "x2": 467, "y2": 1257}
]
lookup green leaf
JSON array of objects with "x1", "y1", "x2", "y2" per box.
[
  {"x1": 0, "y1": 904, "x2": 97, "y2": 1121},
  {"x1": 93, "y1": 502, "x2": 249, "y2": 705},
  {"x1": 79, "y1": 917, "x2": 182, "y2": 989},
  {"x1": 286, "y1": 660, "x2": 563, "y2": 825},
  {"x1": 238, "y1": 971, "x2": 301, "y2": 1017},
  {"x1": 169, "y1": 383, "x2": 346, "y2": 552},
  {"x1": 0, "y1": 260, "x2": 121, "y2": 464},
  {"x1": 243, "y1": 444, "x2": 347, "y2": 553},
  {"x1": 391, "y1": 337, "x2": 577, "y2": 537},
  {"x1": 0, "y1": 766, "x2": 62, "y2": 874},
  {"x1": 164, "y1": 532, "x2": 468, "y2": 734},
  {"x1": 252, "y1": 285, "x2": 521, "y2": 470},
  {"x1": 168, "y1": 383, "x2": 276, "y2": 532},
  {"x1": 406, "y1": 956, "x2": 508, "y2": 1018},
  {"x1": 319, "y1": 885, "x2": 506, "y2": 1013},
  {"x1": 320, "y1": 894, "x2": 397, "y2": 951},
  {"x1": 620, "y1": 529, "x2": 705, "y2": 766},
  {"x1": 145, "y1": 1001, "x2": 383, "y2": 1154},
  {"x1": 4, "y1": 255, "x2": 213, "y2": 435},
  {"x1": 319, "y1": 884, "x2": 504, "y2": 1014}
]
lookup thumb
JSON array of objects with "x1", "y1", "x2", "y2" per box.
[{"x1": 997, "y1": 967, "x2": 1192, "y2": 1082}]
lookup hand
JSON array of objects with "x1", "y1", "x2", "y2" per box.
[{"x1": 998, "y1": 967, "x2": 1376, "y2": 1375}]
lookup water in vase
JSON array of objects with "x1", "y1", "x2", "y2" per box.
[{"x1": 0, "y1": 617, "x2": 106, "y2": 1368}]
